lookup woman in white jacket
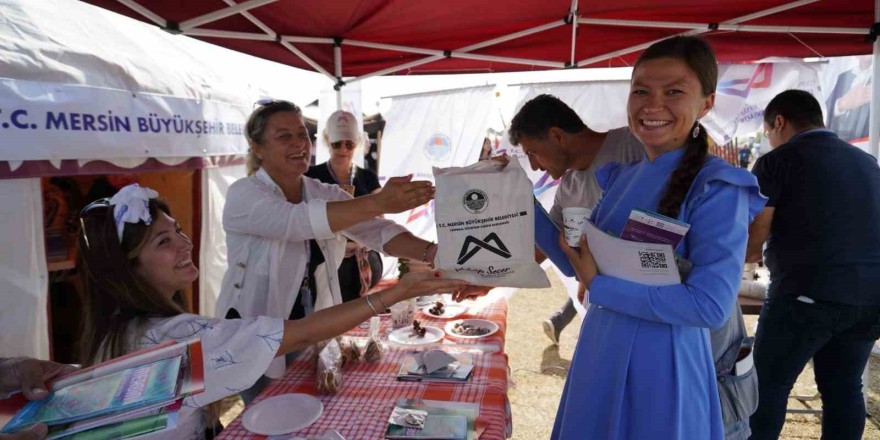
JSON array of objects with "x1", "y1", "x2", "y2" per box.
[{"x1": 215, "y1": 100, "x2": 442, "y2": 380}]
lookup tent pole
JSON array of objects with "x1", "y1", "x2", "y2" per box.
[
  {"x1": 871, "y1": 0, "x2": 880, "y2": 160},
  {"x1": 284, "y1": 36, "x2": 337, "y2": 44},
  {"x1": 280, "y1": 41, "x2": 335, "y2": 80},
  {"x1": 345, "y1": 40, "x2": 445, "y2": 56},
  {"x1": 184, "y1": 29, "x2": 275, "y2": 40},
  {"x1": 335, "y1": 43, "x2": 343, "y2": 110},
  {"x1": 576, "y1": 0, "x2": 819, "y2": 67},
  {"x1": 450, "y1": 52, "x2": 565, "y2": 68},
  {"x1": 458, "y1": 20, "x2": 566, "y2": 52},
  {"x1": 347, "y1": 20, "x2": 564, "y2": 84},
  {"x1": 179, "y1": 0, "x2": 278, "y2": 31},
  {"x1": 347, "y1": 56, "x2": 445, "y2": 85},
  {"x1": 569, "y1": 0, "x2": 579, "y2": 66},
  {"x1": 116, "y1": 0, "x2": 165, "y2": 26},
  {"x1": 221, "y1": 0, "x2": 276, "y2": 37},
  {"x1": 579, "y1": 17, "x2": 862, "y2": 35}
]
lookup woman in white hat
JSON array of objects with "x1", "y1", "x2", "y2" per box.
[{"x1": 306, "y1": 110, "x2": 385, "y2": 302}]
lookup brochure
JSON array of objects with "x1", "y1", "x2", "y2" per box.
[
  {"x1": 583, "y1": 220, "x2": 681, "y2": 286},
  {"x1": 2, "y1": 339, "x2": 204, "y2": 437},
  {"x1": 2, "y1": 357, "x2": 181, "y2": 432},
  {"x1": 620, "y1": 208, "x2": 690, "y2": 250},
  {"x1": 386, "y1": 399, "x2": 476, "y2": 440}
]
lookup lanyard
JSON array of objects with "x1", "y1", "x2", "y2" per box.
[
  {"x1": 327, "y1": 162, "x2": 355, "y2": 187},
  {"x1": 300, "y1": 184, "x2": 313, "y2": 314}
]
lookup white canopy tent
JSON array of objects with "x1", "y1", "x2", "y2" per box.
[{"x1": 0, "y1": 0, "x2": 328, "y2": 359}]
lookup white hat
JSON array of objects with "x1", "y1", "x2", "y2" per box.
[{"x1": 326, "y1": 110, "x2": 360, "y2": 144}]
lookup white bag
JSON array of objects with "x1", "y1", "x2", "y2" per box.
[{"x1": 433, "y1": 160, "x2": 550, "y2": 288}]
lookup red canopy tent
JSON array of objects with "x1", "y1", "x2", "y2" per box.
[{"x1": 84, "y1": 0, "x2": 879, "y2": 152}]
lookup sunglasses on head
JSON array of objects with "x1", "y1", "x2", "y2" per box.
[
  {"x1": 253, "y1": 98, "x2": 294, "y2": 108},
  {"x1": 80, "y1": 198, "x2": 112, "y2": 216},
  {"x1": 79, "y1": 198, "x2": 113, "y2": 250}
]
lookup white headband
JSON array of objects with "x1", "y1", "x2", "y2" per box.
[{"x1": 108, "y1": 184, "x2": 159, "y2": 242}]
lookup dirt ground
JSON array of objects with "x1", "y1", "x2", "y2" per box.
[
  {"x1": 507, "y1": 268, "x2": 880, "y2": 440},
  {"x1": 221, "y1": 267, "x2": 880, "y2": 439}
]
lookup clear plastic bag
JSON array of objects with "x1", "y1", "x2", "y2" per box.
[
  {"x1": 363, "y1": 316, "x2": 385, "y2": 362},
  {"x1": 339, "y1": 337, "x2": 361, "y2": 368},
  {"x1": 315, "y1": 338, "x2": 343, "y2": 393}
]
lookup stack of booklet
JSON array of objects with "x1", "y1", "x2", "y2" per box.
[
  {"x1": 0, "y1": 339, "x2": 204, "y2": 440},
  {"x1": 385, "y1": 399, "x2": 478, "y2": 440},
  {"x1": 584, "y1": 208, "x2": 691, "y2": 285}
]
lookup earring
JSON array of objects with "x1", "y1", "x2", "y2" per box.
[{"x1": 692, "y1": 122, "x2": 701, "y2": 139}]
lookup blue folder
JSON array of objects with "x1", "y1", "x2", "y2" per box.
[{"x1": 533, "y1": 198, "x2": 577, "y2": 278}]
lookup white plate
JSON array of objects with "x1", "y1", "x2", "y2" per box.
[
  {"x1": 242, "y1": 393, "x2": 323, "y2": 435},
  {"x1": 387, "y1": 325, "x2": 445, "y2": 345},
  {"x1": 421, "y1": 303, "x2": 469, "y2": 320},
  {"x1": 445, "y1": 319, "x2": 499, "y2": 339}
]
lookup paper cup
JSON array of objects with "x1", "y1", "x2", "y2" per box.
[
  {"x1": 390, "y1": 298, "x2": 415, "y2": 329},
  {"x1": 562, "y1": 207, "x2": 592, "y2": 247}
]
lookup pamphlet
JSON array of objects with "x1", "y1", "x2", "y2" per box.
[
  {"x1": 620, "y1": 208, "x2": 690, "y2": 250},
  {"x1": 583, "y1": 220, "x2": 681, "y2": 286},
  {"x1": 2, "y1": 357, "x2": 181, "y2": 432}
]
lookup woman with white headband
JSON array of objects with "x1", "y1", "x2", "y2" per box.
[
  {"x1": 73, "y1": 183, "x2": 467, "y2": 440},
  {"x1": 305, "y1": 110, "x2": 383, "y2": 302}
]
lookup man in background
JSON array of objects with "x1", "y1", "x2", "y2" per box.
[
  {"x1": 505, "y1": 94, "x2": 643, "y2": 344},
  {"x1": 748, "y1": 89, "x2": 880, "y2": 440}
]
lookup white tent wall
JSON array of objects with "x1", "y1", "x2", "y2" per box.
[
  {"x1": 704, "y1": 61, "x2": 823, "y2": 146},
  {"x1": 0, "y1": 178, "x2": 48, "y2": 359},
  {"x1": 199, "y1": 164, "x2": 247, "y2": 318},
  {"x1": 378, "y1": 86, "x2": 496, "y2": 278},
  {"x1": 513, "y1": 80, "x2": 631, "y2": 133}
]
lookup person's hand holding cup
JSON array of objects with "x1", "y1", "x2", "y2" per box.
[{"x1": 562, "y1": 207, "x2": 592, "y2": 248}]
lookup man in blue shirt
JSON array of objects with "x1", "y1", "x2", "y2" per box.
[{"x1": 747, "y1": 89, "x2": 880, "y2": 440}]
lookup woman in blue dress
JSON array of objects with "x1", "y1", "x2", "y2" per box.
[{"x1": 553, "y1": 36, "x2": 766, "y2": 439}]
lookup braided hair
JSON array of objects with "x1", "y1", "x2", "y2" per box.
[{"x1": 635, "y1": 37, "x2": 718, "y2": 219}]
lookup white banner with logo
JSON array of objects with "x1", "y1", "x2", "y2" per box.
[
  {"x1": 0, "y1": 78, "x2": 252, "y2": 161},
  {"x1": 820, "y1": 55, "x2": 873, "y2": 149},
  {"x1": 703, "y1": 61, "x2": 823, "y2": 145},
  {"x1": 513, "y1": 81, "x2": 631, "y2": 134},
  {"x1": 378, "y1": 86, "x2": 496, "y2": 276}
]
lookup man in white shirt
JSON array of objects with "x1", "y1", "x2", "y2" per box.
[{"x1": 507, "y1": 94, "x2": 643, "y2": 343}]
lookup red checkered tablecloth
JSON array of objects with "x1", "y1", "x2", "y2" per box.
[{"x1": 218, "y1": 294, "x2": 511, "y2": 440}]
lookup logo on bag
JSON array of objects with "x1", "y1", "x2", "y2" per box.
[
  {"x1": 462, "y1": 189, "x2": 488, "y2": 214},
  {"x1": 457, "y1": 232, "x2": 511, "y2": 264},
  {"x1": 424, "y1": 133, "x2": 452, "y2": 161}
]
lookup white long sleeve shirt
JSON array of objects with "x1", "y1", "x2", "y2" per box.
[
  {"x1": 127, "y1": 314, "x2": 283, "y2": 440},
  {"x1": 215, "y1": 168, "x2": 407, "y2": 377}
]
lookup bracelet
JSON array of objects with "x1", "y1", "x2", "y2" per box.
[
  {"x1": 422, "y1": 241, "x2": 436, "y2": 264},
  {"x1": 373, "y1": 292, "x2": 390, "y2": 313},
  {"x1": 364, "y1": 294, "x2": 379, "y2": 316}
]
